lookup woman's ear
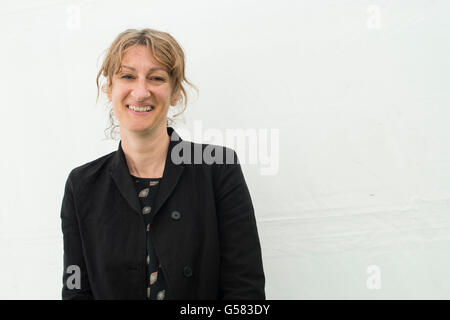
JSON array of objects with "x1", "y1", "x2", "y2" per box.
[
  {"x1": 103, "y1": 79, "x2": 113, "y2": 102},
  {"x1": 106, "y1": 86, "x2": 112, "y2": 102},
  {"x1": 170, "y1": 90, "x2": 181, "y2": 106}
]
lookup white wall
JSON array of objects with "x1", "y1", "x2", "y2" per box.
[{"x1": 1, "y1": 0, "x2": 449, "y2": 299}]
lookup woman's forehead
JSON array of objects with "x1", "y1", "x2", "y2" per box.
[
  {"x1": 120, "y1": 64, "x2": 167, "y2": 73},
  {"x1": 120, "y1": 46, "x2": 168, "y2": 72}
]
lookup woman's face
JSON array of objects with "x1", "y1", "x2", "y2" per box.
[{"x1": 107, "y1": 45, "x2": 178, "y2": 135}]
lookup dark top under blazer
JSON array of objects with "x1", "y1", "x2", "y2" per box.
[{"x1": 60, "y1": 126, "x2": 265, "y2": 300}]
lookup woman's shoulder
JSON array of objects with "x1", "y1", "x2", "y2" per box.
[
  {"x1": 172, "y1": 139, "x2": 240, "y2": 167},
  {"x1": 67, "y1": 150, "x2": 116, "y2": 185},
  {"x1": 178, "y1": 140, "x2": 246, "y2": 189}
]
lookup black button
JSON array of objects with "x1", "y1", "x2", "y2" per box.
[
  {"x1": 183, "y1": 266, "x2": 192, "y2": 277},
  {"x1": 171, "y1": 210, "x2": 181, "y2": 220}
]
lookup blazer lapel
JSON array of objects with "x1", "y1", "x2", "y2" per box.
[
  {"x1": 109, "y1": 127, "x2": 185, "y2": 217},
  {"x1": 152, "y1": 127, "x2": 185, "y2": 217}
]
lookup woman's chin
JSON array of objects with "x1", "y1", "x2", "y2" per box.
[
  {"x1": 119, "y1": 115, "x2": 167, "y2": 135},
  {"x1": 121, "y1": 123, "x2": 154, "y2": 134}
]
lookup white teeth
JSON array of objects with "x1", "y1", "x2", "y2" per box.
[{"x1": 128, "y1": 105, "x2": 153, "y2": 112}]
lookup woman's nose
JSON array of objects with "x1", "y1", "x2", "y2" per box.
[{"x1": 131, "y1": 79, "x2": 151, "y2": 101}]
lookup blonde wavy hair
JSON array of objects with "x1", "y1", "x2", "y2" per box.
[{"x1": 96, "y1": 28, "x2": 198, "y2": 140}]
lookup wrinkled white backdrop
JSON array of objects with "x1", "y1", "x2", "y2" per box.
[{"x1": 0, "y1": 0, "x2": 449, "y2": 299}]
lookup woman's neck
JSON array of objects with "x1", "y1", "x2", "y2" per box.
[{"x1": 120, "y1": 125, "x2": 170, "y2": 179}]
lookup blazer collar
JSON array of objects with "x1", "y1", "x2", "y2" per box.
[{"x1": 110, "y1": 126, "x2": 185, "y2": 216}]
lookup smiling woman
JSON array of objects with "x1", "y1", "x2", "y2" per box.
[
  {"x1": 107, "y1": 45, "x2": 174, "y2": 136},
  {"x1": 61, "y1": 28, "x2": 266, "y2": 300},
  {"x1": 96, "y1": 29, "x2": 197, "y2": 140}
]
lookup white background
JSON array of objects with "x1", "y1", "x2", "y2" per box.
[{"x1": 0, "y1": 0, "x2": 449, "y2": 299}]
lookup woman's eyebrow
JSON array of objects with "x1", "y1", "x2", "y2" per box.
[{"x1": 120, "y1": 65, "x2": 167, "y2": 73}]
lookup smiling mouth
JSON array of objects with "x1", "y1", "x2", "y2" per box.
[{"x1": 127, "y1": 105, "x2": 154, "y2": 112}]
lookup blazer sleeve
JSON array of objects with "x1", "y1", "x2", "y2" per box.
[
  {"x1": 60, "y1": 172, "x2": 94, "y2": 300},
  {"x1": 215, "y1": 149, "x2": 266, "y2": 300}
]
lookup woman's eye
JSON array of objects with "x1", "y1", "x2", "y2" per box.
[{"x1": 120, "y1": 75, "x2": 164, "y2": 81}]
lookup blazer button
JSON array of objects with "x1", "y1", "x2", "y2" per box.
[
  {"x1": 171, "y1": 210, "x2": 181, "y2": 220},
  {"x1": 183, "y1": 266, "x2": 192, "y2": 277}
]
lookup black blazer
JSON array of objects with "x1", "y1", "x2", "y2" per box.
[{"x1": 61, "y1": 126, "x2": 265, "y2": 300}]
